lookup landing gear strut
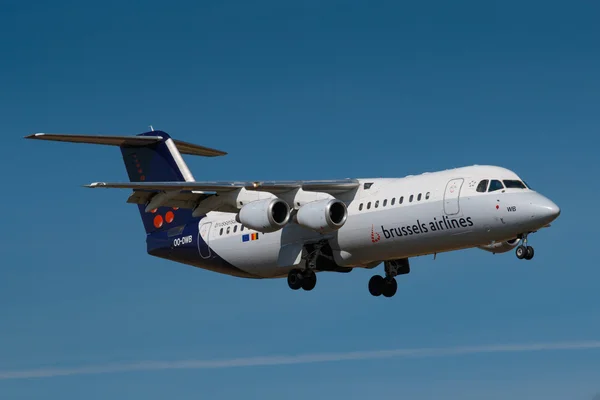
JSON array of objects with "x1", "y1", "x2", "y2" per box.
[
  {"x1": 368, "y1": 259, "x2": 410, "y2": 298},
  {"x1": 287, "y1": 242, "x2": 325, "y2": 292},
  {"x1": 516, "y1": 234, "x2": 535, "y2": 260}
]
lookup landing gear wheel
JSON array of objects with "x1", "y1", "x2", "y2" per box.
[
  {"x1": 516, "y1": 245, "x2": 527, "y2": 260},
  {"x1": 287, "y1": 269, "x2": 303, "y2": 290},
  {"x1": 302, "y1": 271, "x2": 317, "y2": 291},
  {"x1": 524, "y1": 246, "x2": 535, "y2": 260},
  {"x1": 368, "y1": 275, "x2": 384, "y2": 297},
  {"x1": 381, "y1": 278, "x2": 397, "y2": 298}
]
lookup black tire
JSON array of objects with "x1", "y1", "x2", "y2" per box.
[
  {"x1": 525, "y1": 246, "x2": 535, "y2": 260},
  {"x1": 382, "y1": 278, "x2": 397, "y2": 298},
  {"x1": 302, "y1": 271, "x2": 317, "y2": 291},
  {"x1": 368, "y1": 275, "x2": 384, "y2": 296},
  {"x1": 287, "y1": 269, "x2": 303, "y2": 290},
  {"x1": 516, "y1": 245, "x2": 527, "y2": 259}
]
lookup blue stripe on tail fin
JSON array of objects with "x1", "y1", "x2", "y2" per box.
[{"x1": 120, "y1": 131, "x2": 195, "y2": 234}]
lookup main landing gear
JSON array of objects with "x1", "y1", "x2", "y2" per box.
[
  {"x1": 287, "y1": 268, "x2": 317, "y2": 291},
  {"x1": 368, "y1": 258, "x2": 410, "y2": 298},
  {"x1": 287, "y1": 241, "x2": 324, "y2": 291},
  {"x1": 515, "y1": 234, "x2": 535, "y2": 260}
]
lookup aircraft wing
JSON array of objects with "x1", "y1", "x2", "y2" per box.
[
  {"x1": 86, "y1": 179, "x2": 360, "y2": 194},
  {"x1": 126, "y1": 190, "x2": 213, "y2": 210},
  {"x1": 87, "y1": 179, "x2": 360, "y2": 211}
]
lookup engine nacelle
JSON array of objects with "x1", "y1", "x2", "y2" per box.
[
  {"x1": 478, "y1": 238, "x2": 520, "y2": 254},
  {"x1": 238, "y1": 198, "x2": 290, "y2": 233},
  {"x1": 296, "y1": 199, "x2": 348, "y2": 233}
]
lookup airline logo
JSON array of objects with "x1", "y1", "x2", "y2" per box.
[
  {"x1": 371, "y1": 216, "x2": 475, "y2": 242},
  {"x1": 370, "y1": 225, "x2": 381, "y2": 243},
  {"x1": 242, "y1": 233, "x2": 259, "y2": 242},
  {"x1": 149, "y1": 207, "x2": 179, "y2": 229}
]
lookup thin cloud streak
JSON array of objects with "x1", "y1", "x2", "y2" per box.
[{"x1": 2, "y1": 340, "x2": 599, "y2": 380}]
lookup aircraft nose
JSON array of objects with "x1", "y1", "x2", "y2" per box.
[{"x1": 535, "y1": 196, "x2": 561, "y2": 224}]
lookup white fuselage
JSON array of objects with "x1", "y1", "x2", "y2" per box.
[{"x1": 196, "y1": 165, "x2": 559, "y2": 278}]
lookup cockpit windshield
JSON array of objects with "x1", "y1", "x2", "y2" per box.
[
  {"x1": 476, "y1": 178, "x2": 529, "y2": 192},
  {"x1": 488, "y1": 180, "x2": 504, "y2": 192},
  {"x1": 476, "y1": 180, "x2": 489, "y2": 192},
  {"x1": 503, "y1": 180, "x2": 527, "y2": 189}
]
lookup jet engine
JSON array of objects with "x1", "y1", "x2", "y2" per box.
[
  {"x1": 296, "y1": 199, "x2": 348, "y2": 234},
  {"x1": 238, "y1": 198, "x2": 290, "y2": 233},
  {"x1": 478, "y1": 238, "x2": 520, "y2": 254}
]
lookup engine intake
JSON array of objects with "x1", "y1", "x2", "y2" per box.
[
  {"x1": 478, "y1": 238, "x2": 519, "y2": 254},
  {"x1": 296, "y1": 199, "x2": 348, "y2": 233},
  {"x1": 238, "y1": 198, "x2": 290, "y2": 233}
]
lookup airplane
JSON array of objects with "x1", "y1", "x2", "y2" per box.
[{"x1": 26, "y1": 130, "x2": 561, "y2": 298}]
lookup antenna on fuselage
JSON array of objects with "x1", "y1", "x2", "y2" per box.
[{"x1": 149, "y1": 125, "x2": 154, "y2": 131}]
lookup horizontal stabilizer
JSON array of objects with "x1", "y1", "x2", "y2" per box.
[{"x1": 25, "y1": 133, "x2": 227, "y2": 157}]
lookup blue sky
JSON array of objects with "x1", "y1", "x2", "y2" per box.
[{"x1": 1, "y1": 0, "x2": 599, "y2": 398}]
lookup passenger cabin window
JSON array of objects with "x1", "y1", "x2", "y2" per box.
[
  {"x1": 417, "y1": 193, "x2": 422, "y2": 201},
  {"x1": 409, "y1": 195, "x2": 414, "y2": 202},
  {"x1": 399, "y1": 196, "x2": 404, "y2": 204},
  {"x1": 503, "y1": 180, "x2": 527, "y2": 189},
  {"x1": 383, "y1": 199, "x2": 387, "y2": 207},
  {"x1": 359, "y1": 203, "x2": 363, "y2": 211},
  {"x1": 488, "y1": 180, "x2": 504, "y2": 192},
  {"x1": 391, "y1": 198, "x2": 396, "y2": 205},
  {"x1": 476, "y1": 180, "x2": 489, "y2": 193},
  {"x1": 241, "y1": 225, "x2": 245, "y2": 231},
  {"x1": 367, "y1": 202, "x2": 371, "y2": 210},
  {"x1": 375, "y1": 200, "x2": 379, "y2": 208},
  {"x1": 426, "y1": 192, "x2": 430, "y2": 200},
  {"x1": 219, "y1": 228, "x2": 223, "y2": 236},
  {"x1": 233, "y1": 225, "x2": 237, "y2": 233},
  {"x1": 226, "y1": 226, "x2": 230, "y2": 234}
]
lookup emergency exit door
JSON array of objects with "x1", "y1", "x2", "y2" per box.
[
  {"x1": 443, "y1": 178, "x2": 464, "y2": 215},
  {"x1": 198, "y1": 222, "x2": 212, "y2": 259}
]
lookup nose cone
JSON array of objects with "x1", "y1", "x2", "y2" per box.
[{"x1": 535, "y1": 196, "x2": 561, "y2": 225}]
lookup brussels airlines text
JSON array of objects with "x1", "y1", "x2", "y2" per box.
[{"x1": 381, "y1": 216, "x2": 474, "y2": 239}]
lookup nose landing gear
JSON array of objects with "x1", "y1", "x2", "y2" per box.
[{"x1": 515, "y1": 234, "x2": 535, "y2": 260}]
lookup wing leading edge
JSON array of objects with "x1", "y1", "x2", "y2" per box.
[
  {"x1": 87, "y1": 179, "x2": 360, "y2": 211},
  {"x1": 86, "y1": 179, "x2": 359, "y2": 194}
]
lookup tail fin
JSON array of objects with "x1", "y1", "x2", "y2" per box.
[
  {"x1": 120, "y1": 131, "x2": 197, "y2": 234},
  {"x1": 26, "y1": 130, "x2": 226, "y2": 234}
]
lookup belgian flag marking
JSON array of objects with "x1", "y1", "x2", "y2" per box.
[{"x1": 242, "y1": 233, "x2": 259, "y2": 242}]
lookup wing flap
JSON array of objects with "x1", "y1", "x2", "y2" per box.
[{"x1": 126, "y1": 191, "x2": 212, "y2": 209}]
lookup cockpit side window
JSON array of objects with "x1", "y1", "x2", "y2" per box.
[
  {"x1": 476, "y1": 180, "x2": 489, "y2": 193},
  {"x1": 488, "y1": 180, "x2": 504, "y2": 192},
  {"x1": 503, "y1": 180, "x2": 526, "y2": 189}
]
